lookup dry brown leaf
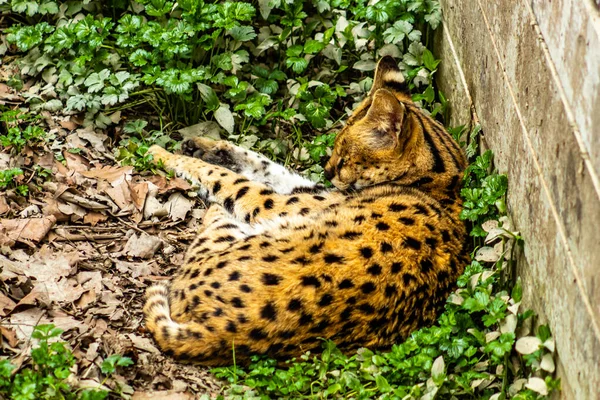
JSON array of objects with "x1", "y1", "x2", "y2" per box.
[
  {"x1": 57, "y1": 200, "x2": 87, "y2": 220},
  {"x1": 147, "y1": 175, "x2": 192, "y2": 194},
  {"x1": 129, "y1": 182, "x2": 149, "y2": 211},
  {"x1": 124, "y1": 233, "x2": 162, "y2": 259},
  {"x1": 9, "y1": 308, "x2": 45, "y2": 341},
  {"x1": 63, "y1": 151, "x2": 89, "y2": 172},
  {"x1": 164, "y1": 193, "x2": 193, "y2": 221},
  {"x1": 84, "y1": 212, "x2": 108, "y2": 226},
  {"x1": 0, "y1": 196, "x2": 10, "y2": 215},
  {"x1": 59, "y1": 118, "x2": 78, "y2": 131},
  {"x1": 115, "y1": 260, "x2": 157, "y2": 278},
  {"x1": 0, "y1": 326, "x2": 19, "y2": 347},
  {"x1": 75, "y1": 289, "x2": 97, "y2": 309},
  {"x1": 77, "y1": 128, "x2": 109, "y2": 153},
  {"x1": 0, "y1": 215, "x2": 57, "y2": 244},
  {"x1": 127, "y1": 333, "x2": 160, "y2": 354},
  {"x1": 105, "y1": 181, "x2": 133, "y2": 211},
  {"x1": 82, "y1": 165, "x2": 134, "y2": 184},
  {"x1": 0, "y1": 292, "x2": 17, "y2": 317}
]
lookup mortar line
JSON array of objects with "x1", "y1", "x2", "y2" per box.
[
  {"x1": 526, "y1": 0, "x2": 600, "y2": 202},
  {"x1": 475, "y1": 0, "x2": 600, "y2": 342}
]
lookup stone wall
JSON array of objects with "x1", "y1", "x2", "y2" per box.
[{"x1": 434, "y1": 1, "x2": 600, "y2": 398}]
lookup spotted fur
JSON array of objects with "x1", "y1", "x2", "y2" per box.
[{"x1": 144, "y1": 56, "x2": 468, "y2": 365}]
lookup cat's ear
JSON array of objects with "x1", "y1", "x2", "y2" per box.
[
  {"x1": 369, "y1": 56, "x2": 409, "y2": 96},
  {"x1": 364, "y1": 89, "x2": 407, "y2": 149}
]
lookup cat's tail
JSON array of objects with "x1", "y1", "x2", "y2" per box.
[{"x1": 143, "y1": 284, "x2": 208, "y2": 360}]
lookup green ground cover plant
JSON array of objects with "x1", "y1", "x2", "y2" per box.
[
  {"x1": 3, "y1": 0, "x2": 445, "y2": 180},
  {"x1": 1, "y1": 0, "x2": 559, "y2": 398},
  {"x1": 0, "y1": 325, "x2": 132, "y2": 400}
]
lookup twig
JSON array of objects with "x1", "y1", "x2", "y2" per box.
[{"x1": 52, "y1": 229, "x2": 124, "y2": 241}]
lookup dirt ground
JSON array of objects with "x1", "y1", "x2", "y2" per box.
[{"x1": 0, "y1": 80, "x2": 225, "y2": 397}]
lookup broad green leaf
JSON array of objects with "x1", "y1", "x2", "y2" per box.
[{"x1": 197, "y1": 83, "x2": 220, "y2": 111}]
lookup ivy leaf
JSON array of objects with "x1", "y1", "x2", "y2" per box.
[
  {"x1": 84, "y1": 69, "x2": 111, "y2": 93},
  {"x1": 11, "y1": 0, "x2": 39, "y2": 16},
  {"x1": 255, "y1": 78, "x2": 278, "y2": 95},
  {"x1": 234, "y1": 93, "x2": 272, "y2": 119},
  {"x1": 303, "y1": 39, "x2": 325, "y2": 55},
  {"x1": 463, "y1": 291, "x2": 490, "y2": 312},
  {"x1": 383, "y1": 20, "x2": 413, "y2": 44},
  {"x1": 66, "y1": 95, "x2": 87, "y2": 111},
  {"x1": 425, "y1": 2, "x2": 443, "y2": 30},
  {"x1": 39, "y1": 1, "x2": 59, "y2": 15},
  {"x1": 228, "y1": 26, "x2": 256, "y2": 41},
  {"x1": 301, "y1": 101, "x2": 329, "y2": 129},
  {"x1": 286, "y1": 45, "x2": 304, "y2": 58},
  {"x1": 286, "y1": 57, "x2": 308, "y2": 74}
]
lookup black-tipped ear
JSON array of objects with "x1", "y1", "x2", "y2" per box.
[{"x1": 370, "y1": 56, "x2": 409, "y2": 95}]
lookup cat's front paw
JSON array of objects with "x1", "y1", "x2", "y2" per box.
[{"x1": 181, "y1": 137, "x2": 241, "y2": 172}]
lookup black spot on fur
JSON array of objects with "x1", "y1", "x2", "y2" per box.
[
  {"x1": 264, "y1": 198, "x2": 274, "y2": 209},
  {"x1": 399, "y1": 217, "x2": 415, "y2": 225},
  {"x1": 391, "y1": 262, "x2": 403, "y2": 273},
  {"x1": 215, "y1": 235, "x2": 235, "y2": 243},
  {"x1": 262, "y1": 273, "x2": 283, "y2": 285},
  {"x1": 249, "y1": 328, "x2": 267, "y2": 340},
  {"x1": 286, "y1": 196, "x2": 300, "y2": 205},
  {"x1": 367, "y1": 264, "x2": 382, "y2": 275},
  {"x1": 300, "y1": 275, "x2": 321, "y2": 288},
  {"x1": 240, "y1": 284, "x2": 252, "y2": 293},
  {"x1": 299, "y1": 312, "x2": 313, "y2": 326},
  {"x1": 420, "y1": 259, "x2": 434, "y2": 273},
  {"x1": 262, "y1": 254, "x2": 279, "y2": 262},
  {"x1": 342, "y1": 231, "x2": 362, "y2": 240},
  {"x1": 360, "y1": 247, "x2": 373, "y2": 259},
  {"x1": 226, "y1": 321, "x2": 238, "y2": 333},
  {"x1": 293, "y1": 256, "x2": 311, "y2": 265},
  {"x1": 358, "y1": 303, "x2": 375, "y2": 315},
  {"x1": 338, "y1": 279, "x2": 354, "y2": 289},
  {"x1": 403, "y1": 273, "x2": 417, "y2": 285},
  {"x1": 376, "y1": 222, "x2": 390, "y2": 231},
  {"x1": 324, "y1": 253, "x2": 344, "y2": 264},
  {"x1": 354, "y1": 215, "x2": 366, "y2": 224},
  {"x1": 425, "y1": 237, "x2": 438, "y2": 247},
  {"x1": 358, "y1": 280, "x2": 376, "y2": 293},
  {"x1": 385, "y1": 284, "x2": 397, "y2": 297},
  {"x1": 404, "y1": 236, "x2": 421, "y2": 250},
  {"x1": 318, "y1": 293, "x2": 334, "y2": 307},
  {"x1": 228, "y1": 271, "x2": 241, "y2": 281},
  {"x1": 231, "y1": 297, "x2": 245, "y2": 308},
  {"x1": 224, "y1": 197, "x2": 234, "y2": 213},
  {"x1": 287, "y1": 298, "x2": 302, "y2": 311},
  {"x1": 212, "y1": 181, "x2": 221, "y2": 194},
  {"x1": 260, "y1": 302, "x2": 277, "y2": 321},
  {"x1": 236, "y1": 186, "x2": 250, "y2": 200},
  {"x1": 380, "y1": 242, "x2": 393, "y2": 253}
]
